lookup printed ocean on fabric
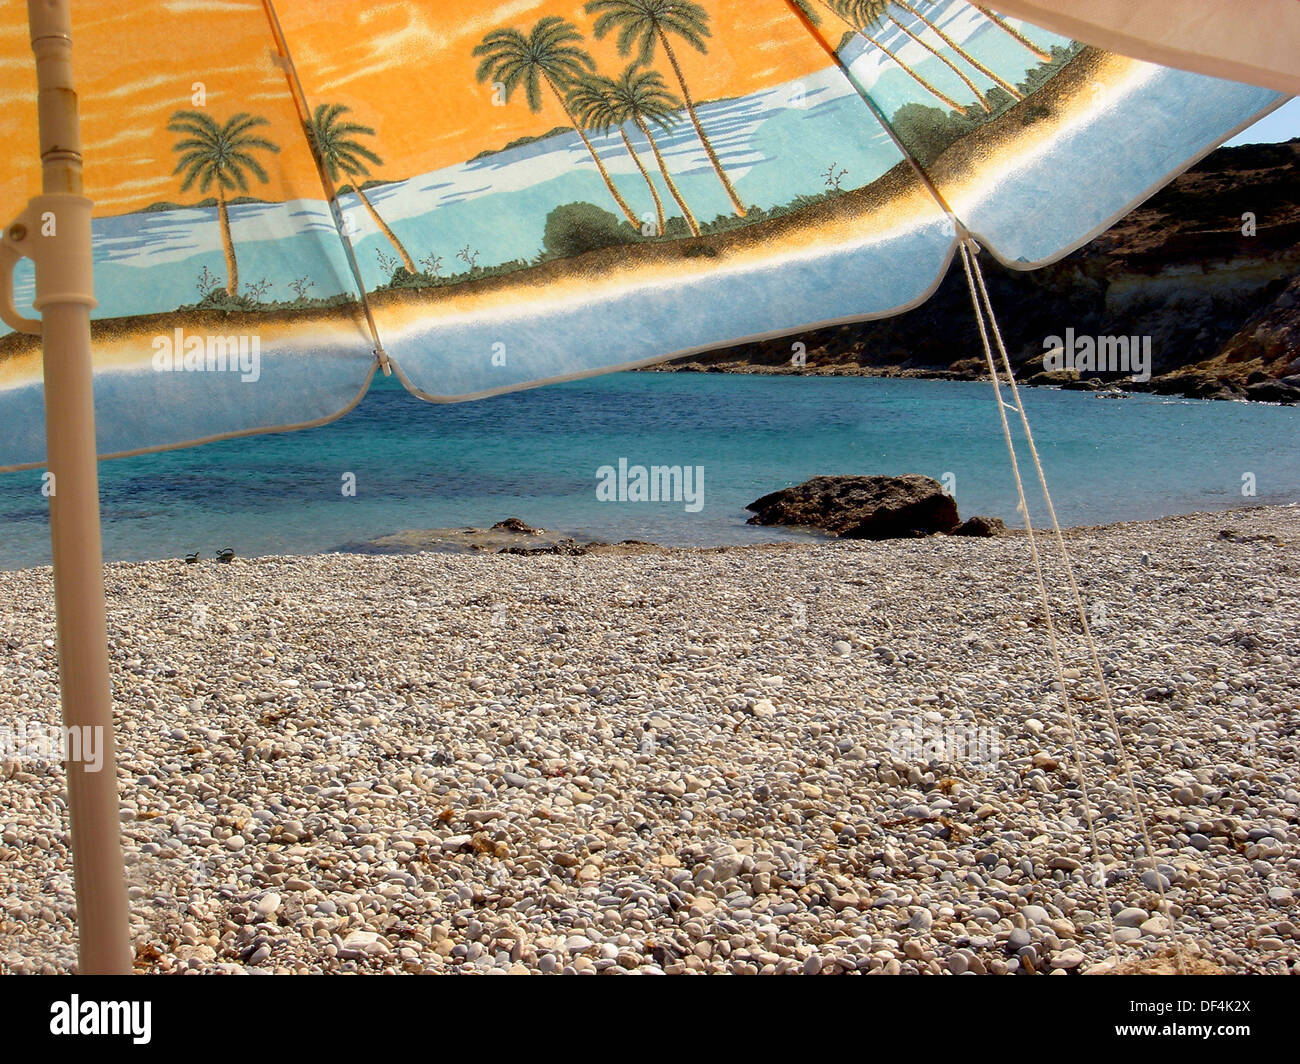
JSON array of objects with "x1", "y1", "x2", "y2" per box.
[
  {"x1": 0, "y1": 0, "x2": 377, "y2": 470},
  {"x1": 0, "y1": 1, "x2": 1286, "y2": 467}
]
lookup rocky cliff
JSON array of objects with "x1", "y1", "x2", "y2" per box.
[{"x1": 651, "y1": 141, "x2": 1300, "y2": 402}]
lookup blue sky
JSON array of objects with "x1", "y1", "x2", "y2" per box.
[{"x1": 1227, "y1": 97, "x2": 1300, "y2": 145}]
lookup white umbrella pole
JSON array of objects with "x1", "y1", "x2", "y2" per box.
[{"x1": 26, "y1": 0, "x2": 130, "y2": 974}]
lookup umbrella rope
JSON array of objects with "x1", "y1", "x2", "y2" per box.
[
  {"x1": 958, "y1": 240, "x2": 1121, "y2": 968},
  {"x1": 782, "y1": 0, "x2": 1185, "y2": 971},
  {"x1": 260, "y1": 0, "x2": 391, "y2": 376},
  {"x1": 963, "y1": 244, "x2": 1189, "y2": 971}
]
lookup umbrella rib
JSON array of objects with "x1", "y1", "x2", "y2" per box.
[
  {"x1": 778, "y1": 0, "x2": 962, "y2": 227},
  {"x1": 258, "y1": 0, "x2": 392, "y2": 375}
]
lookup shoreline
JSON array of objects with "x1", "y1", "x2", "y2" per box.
[
  {"x1": 2, "y1": 503, "x2": 1298, "y2": 575},
  {"x1": 346, "y1": 503, "x2": 1297, "y2": 559},
  {"x1": 642, "y1": 353, "x2": 1300, "y2": 404},
  {"x1": 1, "y1": 503, "x2": 1298, "y2": 575}
]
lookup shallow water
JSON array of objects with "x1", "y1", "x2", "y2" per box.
[{"x1": 0, "y1": 372, "x2": 1296, "y2": 570}]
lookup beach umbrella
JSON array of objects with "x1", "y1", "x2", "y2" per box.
[
  {"x1": 977, "y1": 2, "x2": 1300, "y2": 96},
  {"x1": 0, "y1": 0, "x2": 1289, "y2": 973}
]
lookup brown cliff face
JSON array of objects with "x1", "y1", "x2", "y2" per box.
[
  {"x1": 654, "y1": 141, "x2": 1300, "y2": 402},
  {"x1": 1167, "y1": 272, "x2": 1300, "y2": 399}
]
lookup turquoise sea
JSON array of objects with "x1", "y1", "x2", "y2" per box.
[{"x1": 0, "y1": 372, "x2": 1296, "y2": 570}]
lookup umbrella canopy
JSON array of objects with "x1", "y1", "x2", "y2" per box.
[
  {"x1": 0, "y1": 0, "x2": 1285, "y2": 469},
  {"x1": 0, "y1": 0, "x2": 1289, "y2": 973},
  {"x1": 983, "y1": 1, "x2": 1300, "y2": 95}
]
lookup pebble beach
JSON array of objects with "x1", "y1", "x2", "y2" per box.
[{"x1": 1, "y1": 504, "x2": 1297, "y2": 975}]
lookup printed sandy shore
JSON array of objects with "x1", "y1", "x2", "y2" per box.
[
  {"x1": 0, "y1": 158, "x2": 940, "y2": 388},
  {"x1": 0, "y1": 504, "x2": 1295, "y2": 974}
]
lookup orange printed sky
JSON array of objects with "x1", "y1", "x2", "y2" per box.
[{"x1": 0, "y1": 0, "x2": 833, "y2": 216}]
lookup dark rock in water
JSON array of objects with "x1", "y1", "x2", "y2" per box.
[
  {"x1": 1151, "y1": 373, "x2": 1252, "y2": 401},
  {"x1": 1244, "y1": 378, "x2": 1300, "y2": 404},
  {"x1": 498, "y1": 537, "x2": 593, "y2": 556},
  {"x1": 745, "y1": 475, "x2": 960, "y2": 539},
  {"x1": 952, "y1": 516, "x2": 1006, "y2": 537},
  {"x1": 1185, "y1": 377, "x2": 1247, "y2": 401},
  {"x1": 1060, "y1": 377, "x2": 1106, "y2": 391},
  {"x1": 491, "y1": 517, "x2": 543, "y2": 534},
  {"x1": 1148, "y1": 374, "x2": 1189, "y2": 396},
  {"x1": 1027, "y1": 370, "x2": 1078, "y2": 387}
]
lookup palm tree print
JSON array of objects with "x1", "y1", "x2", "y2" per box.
[
  {"x1": 474, "y1": 17, "x2": 641, "y2": 228},
  {"x1": 568, "y1": 74, "x2": 667, "y2": 235},
  {"x1": 897, "y1": 2, "x2": 1024, "y2": 101},
  {"x1": 167, "y1": 110, "x2": 279, "y2": 296},
  {"x1": 804, "y1": 0, "x2": 965, "y2": 112},
  {"x1": 585, "y1": 0, "x2": 747, "y2": 218},
  {"x1": 607, "y1": 64, "x2": 701, "y2": 236},
  {"x1": 972, "y1": 4, "x2": 1051, "y2": 61},
  {"x1": 843, "y1": 1, "x2": 990, "y2": 111},
  {"x1": 309, "y1": 103, "x2": 417, "y2": 274}
]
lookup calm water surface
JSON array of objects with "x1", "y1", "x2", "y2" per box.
[{"x1": 0, "y1": 372, "x2": 1296, "y2": 570}]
